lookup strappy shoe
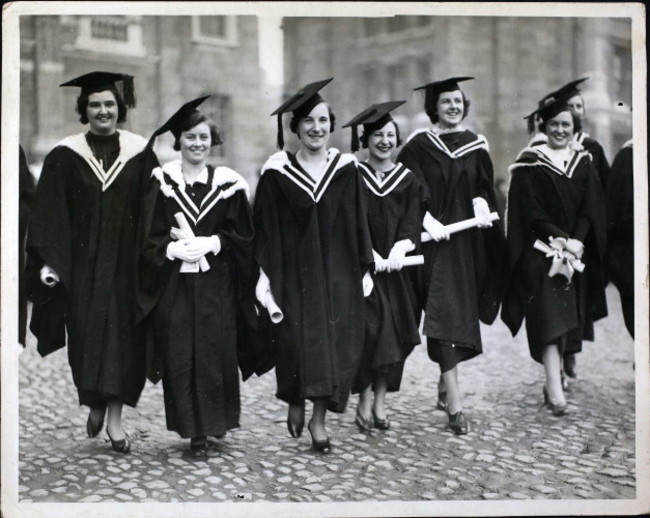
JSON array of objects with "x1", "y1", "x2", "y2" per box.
[
  {"x1": 355, "y1": 411, "x2": 373, "y2": 432},
  {"x1": 106, "y1": 429, "x2": 130, "y2": 454},
  {"x1": 372, "y1": 409, "x2": 390, "y2": 430},
  {"x1": 307, "y1": 421, "x2": 331, "y2": 453},
  {"x1": 447, "y1": 411, "x2": 469, "y2": 435},
  {"x1": 543, "y1": 387, "x2": 569, "y2": 417}
]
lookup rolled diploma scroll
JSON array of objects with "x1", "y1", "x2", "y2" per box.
[
  {"x1": 421, "y1": 212, "x2": 500, "y2": 243},
  {"x1": 174, "y1": 212, "x2": 210, "y2": 272},
  {"x1": 261, "y1": 292, "x2": 284, "y2": 324},
  {"x1": 533, "y1": 239, "x2": 585, "y2": 274},
  {"x1": 373, "y1": 249, "x2": 424, "y2": 270}
]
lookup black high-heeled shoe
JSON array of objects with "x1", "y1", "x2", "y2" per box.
[
  {"x1": 307, "y1": 421, "x2": 331, "y2": 453},
  {"x1": 355, "y1": 411, "x2": 373, "y2": 432},
  {"x1": 190, "y1": 436, "x2": 208, "y2": 455},
  {"x1": 543, "y1": 386, "x2": 569, "y2": 416},
  {"x1": 447, "y1": 410, "x2": 469, "y2": 435},
  {"x1": 372, "y1": 409, "x2": 390, "y2": 430},
  {"x1": 106, "y1": 428, "x2": 130, "y2": 454},
  {"x1": 86, "y1": 406, "x2": 106, "y2": 438}
]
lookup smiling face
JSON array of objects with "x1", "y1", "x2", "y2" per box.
[
  {"x1": 296, "y1": 102, "x2": 331, "y2": 152},
  {"x1": 86, "y1": 90, "x2": 119, "y2": 135},
  {"x1": 436, "y1": 90, "x2": 464, "y2": 129},
  {"x1": 367, "y1": 120, "x2": 398, "y2": 162},
  {"x1": 544, "y1": 110, "x2": 574, "y2": 150},
  {"x1": 179, "y1": 121, "x2": 212, "y2": 165}
]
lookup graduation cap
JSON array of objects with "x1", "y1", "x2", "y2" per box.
[
  {"x1": 271, "y1": 78, "x2": 333, "y2": 149},
  {"x1": 342, "y1": 100, "x2": 406, "y2": 152},
  {"x1": 60, "y1": 71, "x2": 136, "y2": 108},
  {"x1": 146, "y1": 95, "x2": 211, "y2": 148},
  {"x1": 525, "y1": 78, "x2": 589, "y2": 133},
  {"x1": 414, "y1": 76, "x2": 474, "y2": 95},
  {"x1": 527, "y1": 93, "x2": 575, "y2": 126}
]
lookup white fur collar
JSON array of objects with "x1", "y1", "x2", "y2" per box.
[
  {"x1": 58, "y1": 130, "x2": 146, "y2": 164},
  {"x1": 260, "y1": 148, "x2": 355, "y2": 175}
]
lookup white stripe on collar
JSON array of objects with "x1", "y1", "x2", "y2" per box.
[
  {"x1": 424, "y1": 130, "x2": 489, "y2": 159},
  {"x1": 260, "y1": 149, "x2": 356, "y2": 202},
  {"x1": 509, "y1": 146, "x2": 589, "y2": 179},
  {"x1": 58, "y1": 130, "x2": 147, "y2": 192},
  {"x1": 151, "y1": 159, "x2": 249, "y2": 225},
  {"x1": 358, "y1": 162, "x2": 410, "y2": 197}
]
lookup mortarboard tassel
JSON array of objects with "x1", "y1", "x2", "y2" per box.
[
  {"x1": 122, "y1": 75, "x2": 136, "y2": 108},
  {"x1": 277, "y1": 114, "x2": 284, "y2": 150},
  {"x1": 350, "y1": 125, "x2": 360, "y2": 153}
]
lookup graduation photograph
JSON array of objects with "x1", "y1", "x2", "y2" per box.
[{"x1": 1, "y1": 2, "x2": 647, "y2": 518}]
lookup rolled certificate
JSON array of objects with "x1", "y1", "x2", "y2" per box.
[
  {"x1": 262, "y1": 292, "x2": 284, "y2": 323},
  {"x1": 401, "y1": 255, "x2": 424, "y2": 266},
  {"x1": 174, "y1": 212, "x2": 210, "y2": 272},
  {"x1": 421, "y1": 212, "x2": 499, "y2": 243}
]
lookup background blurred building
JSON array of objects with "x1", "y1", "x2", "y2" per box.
[
  {"x1": 19, "y1": 15, "x2": 280, "y2": 190},
  {"x1": 282, "y1": 16, "x2": 633, "y2": 185},
  {"x1": 19, "y1": 14, "x2": 633, "y2": 192}
]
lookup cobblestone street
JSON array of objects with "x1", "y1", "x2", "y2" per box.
[{"x1": 10, "y1": 285, "x2": 642, "y2": 515}]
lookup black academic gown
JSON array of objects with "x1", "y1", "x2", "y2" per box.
[
  {"x1": 254, "y1": 149, "x2": 374, "y2": 413},
  {"x1": 19, "y1": 146, "x2": 35, "y2": 346},
  {"x1": 605, "y1": 140, "x2": 634, "y2": 337},
  {"x1": 575, "y1": 131, "x2": 610, "y2": 189},
  {"x1": 26, "y1": 130, "x2": 158, "y2": 407},
  {"x1": 137, "y1": 160, "x2": 256, "y2": 438},
  {"x1": 502, "y1": 145, "x2": 608, "y2": 362},
  {"x1": 397, "y1": 129, "x2": 506, "y2": 371},
  {"x1": 353, "y1": 162, "x2": 424, "y2": 393}
]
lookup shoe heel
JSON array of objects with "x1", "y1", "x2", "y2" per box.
[{"x1": 307, "y1": 421, "x2": 331, "y2": 453}]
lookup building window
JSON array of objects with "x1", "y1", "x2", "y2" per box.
[
  {"x1": 73, "y1": 16, "x2": 146, "y2": 57},
  {"x1": 191, "y1": 16, "x2": 238, "y2": 47}
]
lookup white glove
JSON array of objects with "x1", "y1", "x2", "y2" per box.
[
  {"x1": 255, "y1": 268, "x2": 271, "y2": 304},
  {"x1": 166, "y1": 240, "x2": 195, "y2": 262},
  {"x1": 565, "y1": 238, "x2": 584, "y2": 260},
  {"x1": 422, "y1": 212, "x2": 450, "y2": 242},
  {"x1": 373, "y1": 250, "x2": 387, "y2": 273},
  {"x1": 182, "y1": 236, "x2": 221, "y2": 261},
  {"x1": 40, "y1": 265, "x2": 60, "y2": 287},
  {"x1": 473, "y1": 197, "x2": 493, "y2": 228},
  {"x1": 362, "y1": 271, "x2": 374, "y2": 297},
  {"x1": 386, "y1": 239, "x2": 415, "y2": 273}
]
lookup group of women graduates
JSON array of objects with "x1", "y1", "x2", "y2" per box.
[{"x1": 24, "y1": 68, "x2": 627, "y2": 456}]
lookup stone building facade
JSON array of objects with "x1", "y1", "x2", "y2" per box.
[
  {"x1": 281, "y1": 16, "x2": 633, "y2": 183},
  {"x1": 19, "y1": 15, "x2": 279, "y2": 189}
]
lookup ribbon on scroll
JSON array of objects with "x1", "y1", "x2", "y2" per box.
[{"x1": 533, "y1": 237, "x2": 585, "y2": 282}]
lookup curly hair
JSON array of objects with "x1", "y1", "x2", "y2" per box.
[
  {"x1": 537, "y1": 109, "x2": 582, "y2": 135},
  {"x1": 360, "y1": 119, "x2": 402, "y2": 149},
  {"x1": 173, "y1": 111, "x2": 222, "y2": 151},
  {"x1": 76, "y1": 85, "x2": 127, "y2": 124},
  {"x1": 424, "y1": 89, "x2": 471, "y2": 125}
]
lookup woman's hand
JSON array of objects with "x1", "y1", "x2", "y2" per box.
[
  {"x1": 423, "y1": 212, "x2": 450, "y2": 242},
  {"x1": 166, "y1": 240, "x2": 195, "y2": 262},
  {"x1": 472, "y1": 197, "x2": 493, "y2": 228},
  {"x1": 386, "y1": 239, "x2": 415, "y2": 273},
  {"x1": 40, "y1": 265, "x2": 60, "y2": 287},
  {"x1": 362, "y1": 271, "x2": 374, "y2": 297},
  {"x1": 565, "y1": 238, "x2": 584, "y2": 259},
  {"x1": 183, "y1": 236, "x2": 221, "y2": 261}
]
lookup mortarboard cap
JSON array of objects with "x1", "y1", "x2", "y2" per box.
[
  {"x1": 525, "y1": 78, "x2": 589, "y2": 133},
  {"x1": 414, "y1": 76, "x2": 474, "y2": 95},
  {"x1": 342, "y1": 100, "x2": 406, "y2": 152},
  {"x1": 271, "y1": 78, "x2": 333, "y2": 149},
  {"x1": 528, "y1": 92, "x2": 575, "y2": 125},
  {"x1": 147, "y1": 95, "x2": 211, "y2": 148},
  {"x1": 60, "y1": 71, "x2": 136, "y2": 108}
]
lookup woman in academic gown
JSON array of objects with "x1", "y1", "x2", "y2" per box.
[
  {"x1": 254, "y1": 79, "x2": 374, "y2": 452},
  {"x1": 26, "y1": 72, "x2": 158, "y2": 453},
  {"x1": 342, "y1": 101, "x2": 425, "y2": 432},
  {"x1": 137, "y1": 97, "x2": 255, "y2": 454},
  {"x1": 502, "y1": 96, "x2": 607, "y2": 416},
  {"x1": 397, "y1": 77, "x2": 506, "y2": 435}
]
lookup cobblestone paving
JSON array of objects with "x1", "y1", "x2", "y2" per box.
[{"x1": 16, "y1": 286, "x2": 637, "y2": 504}]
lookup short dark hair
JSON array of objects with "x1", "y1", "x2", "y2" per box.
[
  {"x1": 360, "y1": 119, "x2": 402, "y2": 149},
  {"x1": 172, "y1": 111, "x2": 222, "y2": 151},
  {"x1": 76, "y1": 86, "x2": 127, "y2": 124},
  {"x1": 289, "y1": 103, "x2": 336, "y2": 135},
  {"x1": 538, "y1": 109, "x2": 582, "y2": 135},
  {"x1": 424, "y1": 89, "x2": 471, "y2": 125}
]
